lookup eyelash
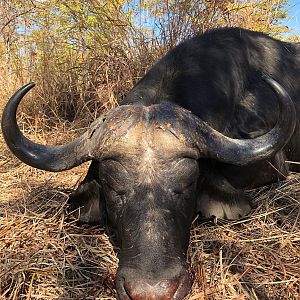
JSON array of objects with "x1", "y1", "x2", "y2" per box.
[
  {"x1": 104, "y1": 182, "x2": 127, "y2": 199},
  {"x1": 173, "y1": 181, "x2": 195, "y2": 195}
]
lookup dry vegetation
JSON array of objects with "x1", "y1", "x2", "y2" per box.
[
  {"x1": 1, "y1": 0, "x2": 300, "y2": 299},
  {"x1": 1, "y1": 128, "x2": 299, "y2": 299}
]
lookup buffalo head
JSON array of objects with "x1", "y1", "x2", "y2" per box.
[{"x1": 1, "y1": 76, "x2": 296, "y2": 299}]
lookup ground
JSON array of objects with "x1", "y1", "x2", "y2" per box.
[{"x1": 0, "y1": 126, "x2": 299, "y2": 300}]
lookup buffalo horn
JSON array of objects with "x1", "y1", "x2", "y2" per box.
[
  {"x1": 194, "y1": 76, "x2": 296, "y2": 165},
  {"x1": 1, "y1": 83, "x2": 93, "y2": 172}
]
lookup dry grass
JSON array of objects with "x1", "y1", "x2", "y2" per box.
[
  {"x1": 0, "y1": 124, "x2": 299, "y2": 300},
  {"x1": 1, "y1": 2, "x2": 299, "y2": 299},
  {"x1": 188, "y1": 179, "x2": 300, "y2": 300},
  {"x1": 0, "y1": 1, "x2": 293, "y2": 127}
]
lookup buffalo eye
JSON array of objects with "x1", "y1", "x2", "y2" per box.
[
  {"x1": 103, "y1": 181, "x2": 127, "y2": 197},
  {"x1": 172, "y1": 179, "x2": 197, "y2": 195},
  {"x1": 100, "y1": 158, "x2": 132, "y2": 195},
  {"x1": 167, "y1": 158, "x2": 199, "y2": 194}
]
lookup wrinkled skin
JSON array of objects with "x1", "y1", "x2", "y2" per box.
[
  {"x1": 68, "y1": 102, "x2": 293, "y2": 299},
  {"x1": 71, "y1": 116, "x2": 200, "y2": 299},
  {"x1": 68, "y1": 28, "x2": 300, "y2": 299},
  {"x1": 2, "y1": 28, "x2": 300, "y2": 300}
]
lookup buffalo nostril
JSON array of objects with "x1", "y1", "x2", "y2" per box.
[
  {"x1": 173, "y1": 271, "x2": 194, "y2": 299},
  {"x1": 121, "y1": 272, "x2": 193, "y2": 300},
  {"x1": 124, "y1": 280, "x2": 177, "y2": 300},
  {"x1": 123, "y1": 283, "x2": 133, "y2": 300}
]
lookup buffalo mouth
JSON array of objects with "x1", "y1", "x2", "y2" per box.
[{"x1": 115, "y1": 265, "x2": 194, "y2": 300}]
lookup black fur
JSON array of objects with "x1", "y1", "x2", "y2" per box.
[{"x1": 67, "y1": 28, "x2": 300, "y2": 299}]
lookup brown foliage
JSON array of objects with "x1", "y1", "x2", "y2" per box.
[
  {"x1": 0, "y1": 0, "x2": 292, "y2": 125},
  {"x1": 0, "y1": 1, "x2": 299, "y2": 299}
]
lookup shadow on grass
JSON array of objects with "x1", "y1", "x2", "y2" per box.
[
  {"x1": 0, "y1": 181, "x2": 117, "y2": 300},
  {"x1": 189, "y1": 177, "x2": 300, "y2": 300},
  {"x1": 1, "y1": 176, "x2": 299, "y2": 299}
]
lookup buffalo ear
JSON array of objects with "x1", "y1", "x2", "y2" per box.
[
  {"x1": 68, "y1": 179, "x2": 106, "y2": 225},
  {"x1": 196, "y1": 170, "x2": 253, "y2": 220}
]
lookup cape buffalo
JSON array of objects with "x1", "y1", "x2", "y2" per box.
[{"x1": 2, "y1": 27, "x2": 300, "y2": 299}]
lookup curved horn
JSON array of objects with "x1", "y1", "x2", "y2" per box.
[
  {"x1": 154, "y1": 76, "x2": 296, "y2": 166},
  {"x1": 1, "y1": 83, "x2": 93, "y2": 172},
  {"x1": 196, "y1": 76, "x2": 296, "y2": 165}
]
